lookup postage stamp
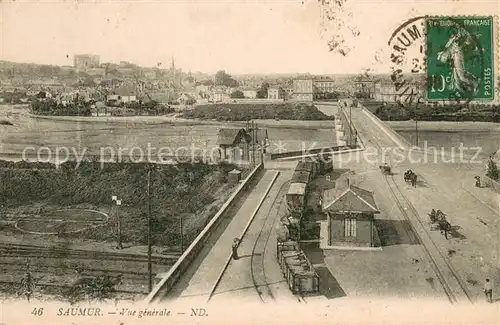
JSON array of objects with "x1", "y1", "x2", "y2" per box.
[{"x1": 426, "y1": 16, "x2": 495, "y2": 102}]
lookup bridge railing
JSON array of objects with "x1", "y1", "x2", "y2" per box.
[
  {"x1": 337, "y1": 104, "x2": 357, "y2": 147},
  {"x1": 483, "y1": 175, "x2": 500, "y2": 194}
]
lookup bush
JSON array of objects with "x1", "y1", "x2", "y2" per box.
[
  {"x1": 181, "y1": 103, "x2": 334, "y2": 121},
  {"x1": 487, "y1": 159, "x2": 499, "y2": 180}
]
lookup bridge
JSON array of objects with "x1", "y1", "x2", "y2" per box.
[{"x1": 147, "y1": 101, "x2": 500, "y2": 305}]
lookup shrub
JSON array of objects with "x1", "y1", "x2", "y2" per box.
[
  {"x1": 181, "y1": 103, "x2": 334, "y2": 121},
  {"x1": 487, "y1": 159, "x2": 499, "y2": 180}
]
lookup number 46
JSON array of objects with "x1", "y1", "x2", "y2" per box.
[{"x1": 31, "y1": 308, "x2": 44, "y2": 316}]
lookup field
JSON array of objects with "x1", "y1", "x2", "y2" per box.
[
  {"x1": 0, "y1": 160, "x2": 241, "y2": 301},
  {"x1": 181, "y1": 102, "x2": 334, "y2": 121}
]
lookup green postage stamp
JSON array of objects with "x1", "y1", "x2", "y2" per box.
[{"x1": 426, "y1": 16, "x2": 495, "y2": 101}]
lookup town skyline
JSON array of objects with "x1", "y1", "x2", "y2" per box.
[{"x1": 1, "y1": 0, "x2": 495, "y2": 75}]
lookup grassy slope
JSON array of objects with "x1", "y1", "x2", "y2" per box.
[
  {"x1": 181, "y1": 103, "x2": 334, "y2": 121},
  {"x1": 0, "y1": 161, "x2": 240, "y2": 247}
]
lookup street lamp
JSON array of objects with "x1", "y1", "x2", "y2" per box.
[{"x1": 111, "y1": 196, "x2": 123, "y2": 249}]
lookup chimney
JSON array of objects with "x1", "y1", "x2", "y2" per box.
[{"x1": 347, "y1": 178, "x2": 350, "y2": 188}]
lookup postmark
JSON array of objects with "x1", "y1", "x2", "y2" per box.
[
  {"x1": 426, "y1": 16, "x2": 495, "y2": 102},
  {"x1": 388, "y1": 16, "x2": 426, "y2": 106},
  {"x1": 388, "y1": 15, "x2": 498, "y2": 106}
]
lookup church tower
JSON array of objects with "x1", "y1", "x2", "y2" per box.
[{"x1": 170, "y1": 56, "x2": 176, "y2": 78}]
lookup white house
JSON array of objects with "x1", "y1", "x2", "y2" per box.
[
  {"x1": 106, "y1": 86, "x2": 137, "y2": 103},
  {"x1": 242, "y1": 88, "x2": 258, "y2": 99}
]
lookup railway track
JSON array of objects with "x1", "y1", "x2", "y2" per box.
[
  {"x1": 249, "y1": 180, "x2": 290, "y2": 303},
  {"x1": 384, "y1": 173, "x2": 473, "y2": 304},
  {"x1": 209, "y1": 177, "x2": 289, "y2": 303},
  {"x1": 0, "y1": 243, "x2": 179, "y2": 264}
]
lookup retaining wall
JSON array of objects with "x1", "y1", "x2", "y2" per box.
[
  {"x1": 145, "y1": 163, "x2": 264, "y2": 303},
  {"x1": 270, "y1": 145, "x2": 354, "y2": 160}
]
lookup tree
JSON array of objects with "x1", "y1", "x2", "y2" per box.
[
  {"x1": 230, "y1": 90, "x2": 244, "y2": 98},
  {"x1": 256, "y1": 82, "x2": 270, "y2": 98},
  {"x1": 487, "y1": 158, "x2": 499, "y2": 180},
  {"x1": 214, "y1": 70, "x2": 238, "y2": 87}
]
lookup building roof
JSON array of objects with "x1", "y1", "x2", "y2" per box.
[
  {"x1": 217, "y1": 128, "x2": 250, "y2": 146},
  {"x1": 323, "y1": 185, "x2": 379, "y2": 213},
  {"x1": 288, "y1": 182, "x2": 306, "y2": 195},
  {"x1": 112, "y1": 85, "x2": 136, "y2": 96}
]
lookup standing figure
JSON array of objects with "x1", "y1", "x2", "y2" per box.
[
  {"x1": 20, "y1": 271, "x2": 33, "y2": 302},
  {"x1": 232, "y1": 238, "x2": 241, "y2": 260},
  {"x1": 484, "y1": 278, "x2": 493, "y2": 303},
  {"x1": 474, "y1": 176, "x2": 481, "y2": 188}
]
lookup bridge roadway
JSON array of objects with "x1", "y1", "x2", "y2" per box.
[
  {"x1": 317, "y1": 103, "x2": 486, "y2": 304},
  {"x1": 162, "y1": 169, "x2": 295, "y2": 303}
]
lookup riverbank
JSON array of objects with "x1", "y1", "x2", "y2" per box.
[{"x1": 27, "y1": 113, "x2": 336, "y2": 129}]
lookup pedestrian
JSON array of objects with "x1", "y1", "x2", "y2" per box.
[
  {"x1": 232, "y1": 238, "x2": 240, "y2": 260},
  {"x1": 484, "y1": 278, "x2": 493, "y2": 303}
]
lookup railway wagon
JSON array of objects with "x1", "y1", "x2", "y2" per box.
[
  {"x1": 291, "y1": 170, "x2": 311, "y2": 184},
  {"x1": 286, "y1": 182, "x2": 307, "y2": 215},
  {"x1": 295, "y1": 160, "x2": 316, "y2": 179},
  {"x1": 317, "y1": 156, "x2": 333, "y2": 174}
]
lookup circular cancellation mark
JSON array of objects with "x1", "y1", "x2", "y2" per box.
[{"x1": 388, "y1": 16, "x2": 491, "y2": 107}]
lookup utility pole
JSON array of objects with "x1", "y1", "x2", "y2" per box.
[
  {"x1": 116, "y1": 199, "x2": 122, "y2": 249},
  {"x1": 252, "y1": 121, "x2": 256, "y2": 168},
  {"x1": 111, "y1": 196, "x2": 123, "y2": 250},
  {"x1": 349, "y1": 104, "x2": 353, "y2": 147},
  {"x1": 415, "y1": 104, "x2": 419, "y2": 147},
  {"x1": 179, "y1": 214, "x2": 184, "y2": 253},
  {"x1": 147, "y1": 165, "x2": 153, "y2": 292}
]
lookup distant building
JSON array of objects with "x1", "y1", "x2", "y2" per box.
[
  {"x1": 217, "y1": 128, "x2": 252, "y2": 162},
  {"x1": 353, "y1": 77, "x2": 375, "y2": 98},
  {"x1": 242, "y1": 88, "x2": 258, "y2": 99},
  {"x1": 74, "y1": 54, "x2": 100, "y2": 70},
  {"x1": 373, "y1": 80, "x2": 424, "y2": 103},
  {"x1": 293, "y1": 79, "x2": 314, "y2": 101},
  {"x1": 106, "y1": 86, "x2": 137, "y2": 103},
  {"x1": 314, "y1": 78, "x2": 336, "y2": 99},
  {"x1": 268, "y1": 87, "x2": 285, "y2": 100},
  {"x1": 177, "y1": 93, "x2": 196, "y2": 104},
  {"x1": 212, "y1": 87, "x2": 231, "y2": 102}
]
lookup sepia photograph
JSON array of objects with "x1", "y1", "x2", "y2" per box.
[{"x1": 0, "y1": 0, "x2": 499, "y2": 324}]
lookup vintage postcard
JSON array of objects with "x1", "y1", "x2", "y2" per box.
[{"x1": 0, "y1": 0, "x2": 499, "y2": 324}]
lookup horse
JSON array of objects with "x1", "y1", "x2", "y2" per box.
[
  {"x1": 437, "y1": 30, "x2": 480, "y2": 96},
  {"x1": 438, "y1": 219, "x2": 452, "y2": 239},
  {"x1": 404, "y1": 169, "x2": 417, "y2": 187},
  {"x1": 404, "y1": 170, "x2": 413, "y2": 184}
]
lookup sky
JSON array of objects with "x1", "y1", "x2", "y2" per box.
[{"x1": 0, "y1": 0, "x2": 498, "y2": 74}]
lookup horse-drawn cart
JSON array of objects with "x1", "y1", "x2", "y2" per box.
[{"x1": 379, "y1": 164, "x2": 391, "y2": 175}]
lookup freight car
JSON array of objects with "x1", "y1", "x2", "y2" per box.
[
  {"x1": 295, "y1": 160, "x2": 316, "y2": 179},
  {"x1": 291, "y1": 170, "x2": 311, "y2": 184},
  {"x1": 286, "y1": 182, "x2": 307, "y2": 216}
]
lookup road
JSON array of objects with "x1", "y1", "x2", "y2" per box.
[
  {"x1": 317, "y1": 103, "x2": 499, "y2": 304},
  {"x1": 163, "y1": 170, "x2": 281, "y2": 302}
]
